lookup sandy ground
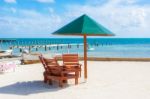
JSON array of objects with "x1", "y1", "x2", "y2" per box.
[{"x1": 0, "y1": 61, "x2": 150, "y2": 99}]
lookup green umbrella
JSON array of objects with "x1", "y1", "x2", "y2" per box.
[{"x1": 53, "y1": 14, "x2": 115, "y2": 79}]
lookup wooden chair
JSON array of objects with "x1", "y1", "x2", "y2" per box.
[
  {"x1": 39, "y1": 55, "x2": 79, "y2": 87},
  {"x1": 62, "y1": 54, "x2": 82, "y2": 77}
]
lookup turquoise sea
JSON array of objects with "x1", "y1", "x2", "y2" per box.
[{"x1": 1, "y1": 38, "x2": 150, "y2": 58}]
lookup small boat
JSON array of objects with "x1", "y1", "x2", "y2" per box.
[
  {"x1": 87, "y1": 46, "x2": 95, "y2": 51},
  {"x1": 0, "y1": 50, "x2": 13, "y2": 58}
]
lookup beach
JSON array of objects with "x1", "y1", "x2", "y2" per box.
[{"x1": 0, "y1": 61, "x2": 150, "y2": 99}]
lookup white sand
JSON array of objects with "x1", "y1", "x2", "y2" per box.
[{"x1": 0, "y1": 61, "x2": 150, "y2": 99}]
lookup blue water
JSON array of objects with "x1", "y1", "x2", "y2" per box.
[{"x1": 1, "y1": 38, "x2": 150, "y2": 58}]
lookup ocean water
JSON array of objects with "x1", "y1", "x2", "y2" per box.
[{"x1": 1, "y1": 38, "x2": 150, "y2": 58}]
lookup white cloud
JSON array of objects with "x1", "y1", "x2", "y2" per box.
[
  {"x1": 0, "y1": 9, "x2": 62, "y2": 37},
  {"x1": 64, "y1": 0, "x2": 150, "y2": 37},
  {"x1": 4, "y1": 0, "x2": 16, "y2": 3},
  {"x1": 86, "y1": 0, "x2": 108, "y2": 5},
  {"x1": 36, "y1": 0, "x2": 54, "y2": 3},
  {"x1": 10, "y1": 7, "x2": 17, "y2": 13},
  {"x1": 48, "y1": 7, "x2": 54, "y2": 13}
]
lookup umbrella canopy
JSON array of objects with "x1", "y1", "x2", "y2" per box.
[
  {"x1": 53, "y1": 14, "x2": 115, "y2": 79},
  {"x1": 53, "y1": 14, "x2": 114, "y2": 36}
]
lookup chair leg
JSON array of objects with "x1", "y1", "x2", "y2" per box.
[
  {"x1": 79, "y1": 66, "x2": 81, "y2": 77},
  {"x1": 75, "y1": 77, "x2": 78, "y2": 85},
  {"x1": 44, "y1": 75, "x2": 47, "y2": 83},
  {"x1": 59, "y1": 80, "x2": 63, "y2": 87},
  {"x1": 48, "y1": 79, "x2": 52, "y2": 85},
  {"x1": 80, "y1": 70, "x2": 81, "y2": 77},
  {"x1": 63, "y1": 80, "x2": 68, "y2": 83}
]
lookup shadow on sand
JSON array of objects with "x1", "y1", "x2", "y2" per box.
[{"x1": 0, "y1": 80, "x2": 68, "y2": 95}]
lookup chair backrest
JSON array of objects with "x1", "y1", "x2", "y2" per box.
[
  {"x1": 43, "y1": 57, "x2": 59, "y2": 66},
  {"x1": 62, "y1": 54, "x2": 79, "y2": 66},
  {"x1": 39, "y1": 55, "x2": 61, "y2": 76},
  {"x1": 39, "y1": 55, "x2": 48, "y2": 71}
]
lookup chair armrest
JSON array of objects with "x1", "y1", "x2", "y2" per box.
[
  {"x1": 62, "y1": 63, "x2": 82, "y2": 67},
  {"x1": 77, "y1": 63, "x2": 82, "y2": 66},
  {"x1": 62, "y1": 69, "x2": 77, "y2": 73},
  {"x1": 60, "y1": 69, "x2": 77, "y2": 76},
  {"x1": 47, "y1": 66, "x2": 63, "y2": 71}
]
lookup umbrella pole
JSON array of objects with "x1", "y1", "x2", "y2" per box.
[{"x1": 84, "y1": 34, "x2": 87, "y2": 79}]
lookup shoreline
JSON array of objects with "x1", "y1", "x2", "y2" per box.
[
  {"x1": 16, "y1": 56, "x2": 150, "y2": 65},
  {"x1": 2, "y1": 56, "x2": 150, "y2": 63},
  {"x1": 57, "y1": 56, "x2": 150, "y2": 62},
  {"x1": 83, "y1": 57, "x2": 150, "y2": 61}
]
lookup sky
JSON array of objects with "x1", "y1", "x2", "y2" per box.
[{"x1": 0, "y1": 0, "x2": 150, "y2": 38}]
